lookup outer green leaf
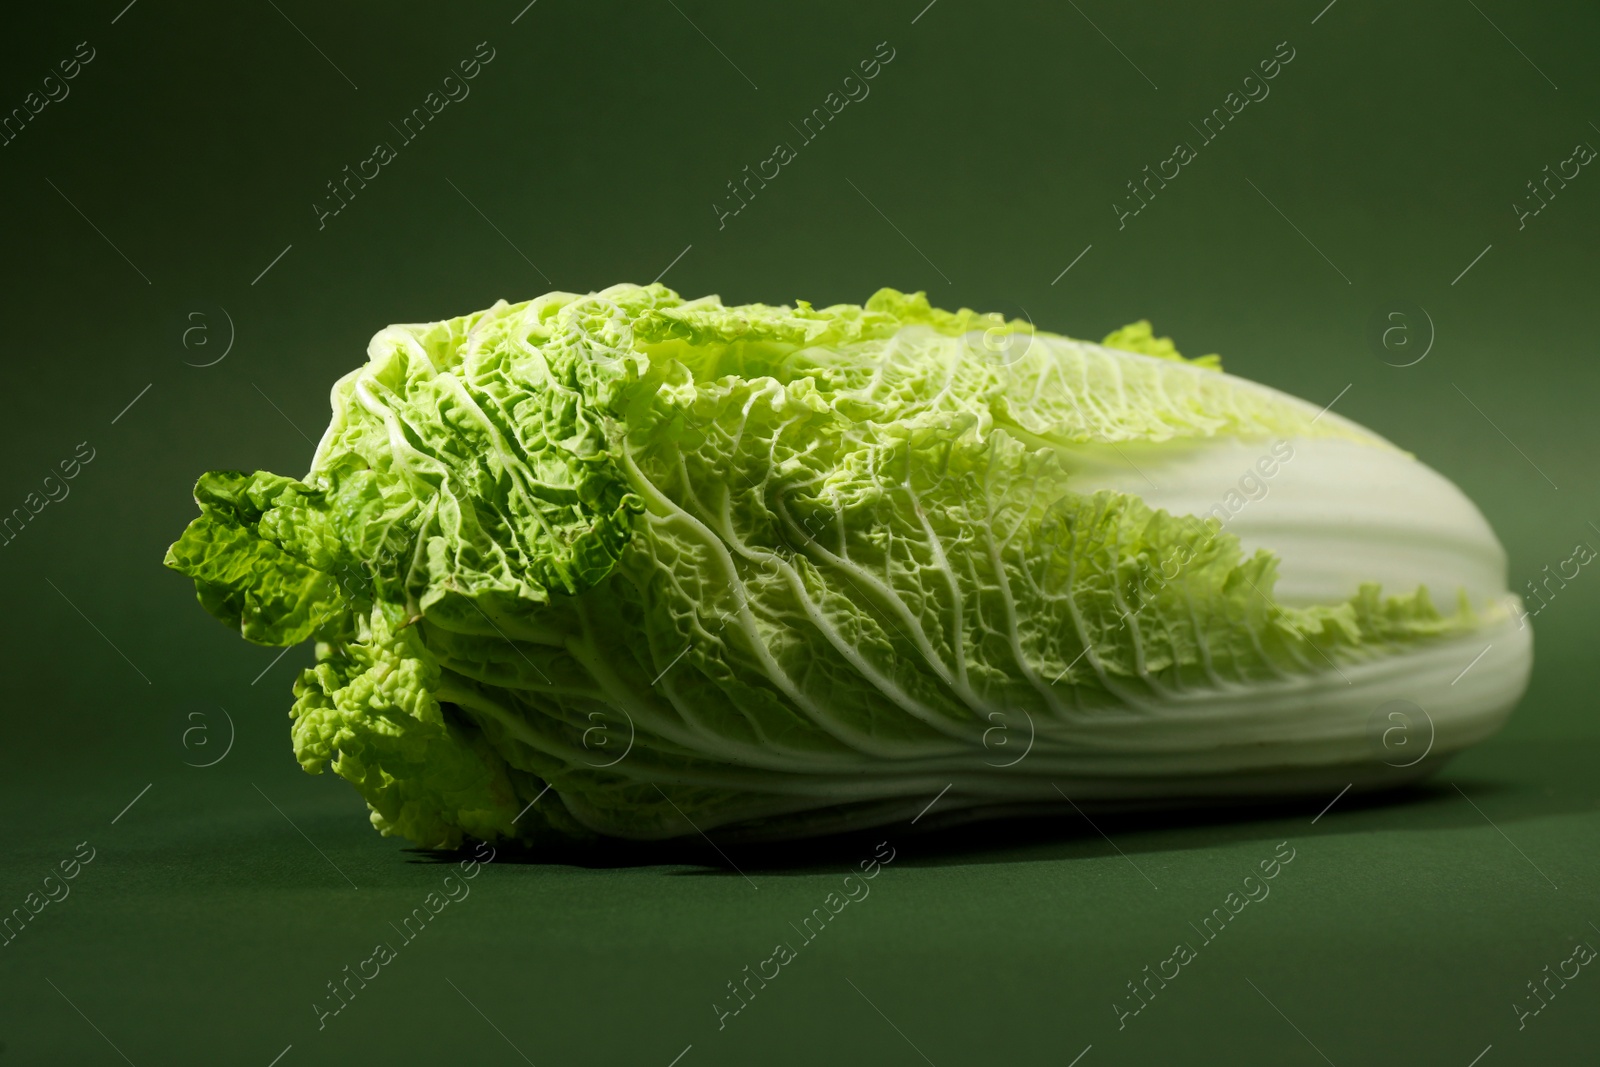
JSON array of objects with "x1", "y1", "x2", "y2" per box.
[{"x1": 165, "y1": 285, "x2": 1528, "y2": 847}]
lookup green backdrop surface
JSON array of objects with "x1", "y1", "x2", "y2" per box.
[{"x1": 2, "y1": 1, "x2": 1597, "y2": 1064}]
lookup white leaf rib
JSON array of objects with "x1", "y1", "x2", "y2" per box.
[
  {"x1": 620, "y1": 445, "x2": 914, "y2": 757},
  {"x1": 719, "y1": 497, "x2": 983, "y2": 747}
]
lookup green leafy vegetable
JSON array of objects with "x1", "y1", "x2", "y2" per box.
[{"x1": 166, "y1": 285, "x2": 1531, "y2": 847}]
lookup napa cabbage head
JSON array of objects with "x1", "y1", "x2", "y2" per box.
[{"x1": 164, "y1": 285, "x2": 1531, "y2": 847}]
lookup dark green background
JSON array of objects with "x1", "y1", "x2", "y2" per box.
[{"x1": 3, "y1": 1, "x2": 1597, "y2": 1063}]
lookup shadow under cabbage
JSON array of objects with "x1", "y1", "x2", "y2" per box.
[{"x1": 404, "y1": 738, "x2": 1592, "y2": 875}]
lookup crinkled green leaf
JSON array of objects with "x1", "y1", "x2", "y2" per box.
[
  {"x1": 165, "y1": 285, "x2": 1517, "y2": 848},
  {"x1": 163, "y1": 470, "x2": 351, "y2": 645},
  {"x1": 1101, "y1": 318, "x2": 1221, "y2": 371}
]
